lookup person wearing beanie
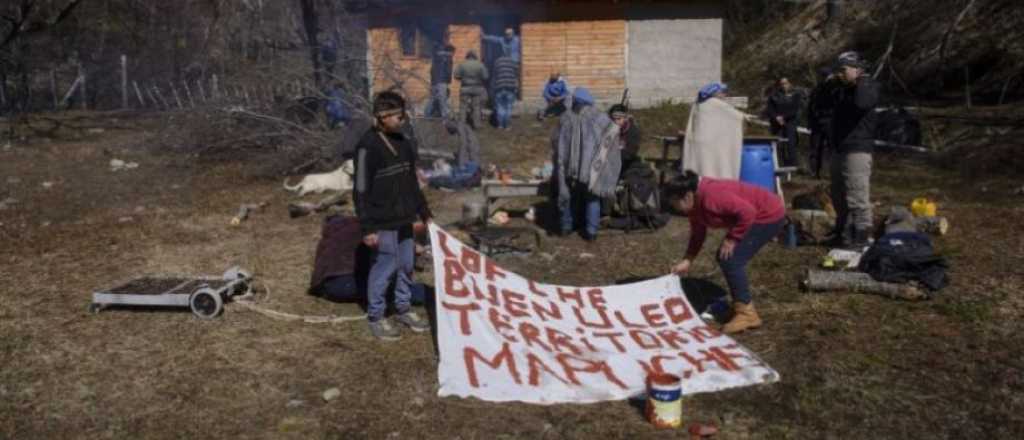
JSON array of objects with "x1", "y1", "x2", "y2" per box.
[
  {"x1": 828, "y1": 51, "x2": 880, "y2": 248},
  {"x1": 607, "y1": 104, "x2": 643, "y2": 175},
  {"x1": 552, "y1": 87, "x2": 620, "y2": 241},
  {"x1": 537, "y1": 72, "x2": 571, "y2": 120},
  {"x1": 454, "y1": 50, "x2": 489, "y2": 129},
  {"x1": 354, "y1": 91, "x2": 433, "y2": 341}
]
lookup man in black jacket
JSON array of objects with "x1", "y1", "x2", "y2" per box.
[
  {"x1": 829, "y1": 51, "x2": 880, "y2": 248},
  {"x1": 425, "y1": 33, "x2": 455, "y2": 119},
  {"x1": 354, "y1": 91, "x2": 433, "y2": 340},
  {"x1": 766, "y1": 76, "x2": 805, "y2": 169},
  {"x1": 807, "y1": 67, "x2": 838, "y2": 179}
]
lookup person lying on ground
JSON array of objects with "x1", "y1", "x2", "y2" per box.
[
  {"x1": 667, "y1": 170, "x2": 785, "y2": 334},
  {"x1": 354, "y1": 91, "x2": 433, "y2": 341}
]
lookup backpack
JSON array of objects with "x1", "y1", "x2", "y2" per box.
[
  {"x1": 610, "y1": 163, "x2": 669, "y2": 231},
  {"x1": 857, "y1": 231, "x2": 949, "y2": 293}
]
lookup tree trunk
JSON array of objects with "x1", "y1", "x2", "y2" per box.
[
  {"x1": 803, "y1": 269, "x2": 927, "y2": 301},
  {"x1": 299, "y1": 0, "x2": 322, "y2": 87}
]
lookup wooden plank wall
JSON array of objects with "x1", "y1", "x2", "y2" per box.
[
  {"x1": 368, "y1": 25, "x2": 480, "y2": 109},
  {"x1": 370, "y1": 20, "x2": 625, "y2": 109},
  {"x1": 521, "y1": 20, "x2": 626, "y2": 105}
]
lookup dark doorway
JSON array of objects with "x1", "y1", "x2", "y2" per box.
[{"x1": 479, "y1": 14, "x2": 521, "y2": 125}]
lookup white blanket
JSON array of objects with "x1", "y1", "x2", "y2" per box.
[{"x1": 682, "y1": 97, "x2": 745, "y2": 179}]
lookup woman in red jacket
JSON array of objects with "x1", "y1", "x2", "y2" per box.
[{"x1": 668, "y1": 170, "x2": 786, "y2": 334}]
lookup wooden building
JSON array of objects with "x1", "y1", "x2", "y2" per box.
[{"x1": 349, "y1": 0, "x2": 723, "y2": 111}]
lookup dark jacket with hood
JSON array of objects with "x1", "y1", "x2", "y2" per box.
[
  {"x1": 832, "y1": 76, "x2": 881, "y2": 154},
  {"x1": 354, "y1": 127, "x2": 432, "y2": 235},
  {"x1": 431, "y1": 43, "x2": 455, "y2": 85}
]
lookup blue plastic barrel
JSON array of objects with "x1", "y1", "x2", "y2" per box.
[{"x1": 739, "y1": 140, "x2": 776, "y2": 193}]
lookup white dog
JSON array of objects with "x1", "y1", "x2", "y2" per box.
[{"x1": 282, "y1": 160, "x2": 355, "y2": 197}]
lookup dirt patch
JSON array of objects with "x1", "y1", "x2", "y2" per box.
[{"x1": 1, "y1": 110, "x2": 1023, "y2": 439}]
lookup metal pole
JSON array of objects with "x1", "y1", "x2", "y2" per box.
[
  {"x1": 78, "y1": 64, "x2": 87, "y2": 110},
  {"x1": 50, "y1": 70, "x2": 58, "y2": 110},
  {"x1": 121, "y1": 55, "x2": 128, "y2": 109}
]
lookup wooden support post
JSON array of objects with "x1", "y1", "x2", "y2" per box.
[
  {"x1": 60, "y1": 75, "x2": 84, "y2": 108},
  {"x1": 78, "y1": 65, "x2": 87, "y2": 110},
  {"x1": 121, "y1": 55, "x2": 128, "y2": 109},
  {"x1": 133, "y1": 81, "x2": 146, "y2": 107},
  {"x1": 152, "y1": 85, "x2": 170, "y2": 109},
  {"x1": 169, "y1": 82, "x2": 183, "y2": 109},
  {"x1": 964, "y1": 65, "x2": 972, "y2": 109},
  {"x1": 145, "y1": 87, "x2": 159, "y2": 109},
  {"x1": 196, "y1": 79, "x2": 207, "y2": 102},
  {"x1": 50, "y1": 70, "x2": 58, "y2": 110},
  {"x1": 182, "y1": 80, "x2": 195, "y2": 107}
]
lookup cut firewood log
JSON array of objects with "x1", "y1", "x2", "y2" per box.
[
  {"x1": 915, "y1": 216, "x2": 949, "y2": 236},
  {"x1": 802, "y1": 269, "x2": 928, "y2": 301},
  {"x1": 231, "y1": 202, "x2": 268, "y2": 225}
]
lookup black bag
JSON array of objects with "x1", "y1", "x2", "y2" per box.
[
  {"x1": 875, "y1": 107, "x2": 922, "y2": 146},
  {"x1": 857, "y1": 231, "x2": 949, "y2": 293},
  {"x1": 611, "y1": 163, "x2": 668, "y2": 231}
]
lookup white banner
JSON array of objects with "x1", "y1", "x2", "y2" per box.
[{"x1": 429, "y1": 224, "x2": 779, "y2": 404}]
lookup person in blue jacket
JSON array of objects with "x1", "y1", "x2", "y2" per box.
[
  {"x1": 482, "y1": 27, "x2": 521, "y2": 62},
  {"x1": 537, "y1": 73, "x2": 570, "y2": 120}
]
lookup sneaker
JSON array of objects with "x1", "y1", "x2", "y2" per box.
[
  {"x1": 368, "y1": 319, "x2": 401, "y2": 341},
  {"x1": 394, "y1": 311, "x2": 430, "y2": 333}
]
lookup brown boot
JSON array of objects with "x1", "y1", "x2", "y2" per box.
[{"x1": 722, "y1": 301, "x2": 762, "y2": 334}]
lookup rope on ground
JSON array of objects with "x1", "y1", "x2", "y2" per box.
[{"x1": 229, "y1": 280, "x2": 366, "y2": 324}]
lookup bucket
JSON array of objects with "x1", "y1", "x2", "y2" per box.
[
  {"x1": 739, "y1": 140, "x2": 777, "y2": 193},
  {"x1": 645, "y1": 373, "x2": 683, "y2": 429},
  {"x1": 462, "y1": 200, "x2": 486, "y2": 225},
  {"x1": 911, "y1": 198, "x2": 937, "y2": 217}
]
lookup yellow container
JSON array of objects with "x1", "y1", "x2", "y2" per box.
[{"x1": 911, "y1": 198, "x2": 937, "y2": 217}]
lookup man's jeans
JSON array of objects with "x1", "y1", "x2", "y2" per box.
[
  {"x1": 367, "y1": 225, "x2": 415, "y2": 321},
  {"x1": 718, "y1": 220, "x2": 784, "y2": 304},
  {"x1": 831, "y1": 152, "x2": 873, "y2": 235},
  {"x1": 494, "y1": 89, "x2": 516, "y2": 129},
  {"x1": 425, "y1": 83, "x2": 450, "y2": 119},
  {"x1": 559, "y1": 182, "x2": 600, "y2": 236}
]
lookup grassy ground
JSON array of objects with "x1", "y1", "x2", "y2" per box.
[{"x1": 1, "y1": 107, "x2": 1022, "y2": 439}]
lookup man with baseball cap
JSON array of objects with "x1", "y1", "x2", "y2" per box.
[{"x1": 828, "y1": 51, "x2": 881, "y2": 248}]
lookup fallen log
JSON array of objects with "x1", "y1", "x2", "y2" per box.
[
  {"x1": 802, "y1": 269, "x2": 928, "y2": 301},
  {"x1": 916, "y1": 216, "x2": 949, "y2": 236},
  {"x1": 231, "y1": 202, "x2": 268, "y2": 225},
  {"x1": 287, "y1": 192, "x2": 350, "y2": 218}
]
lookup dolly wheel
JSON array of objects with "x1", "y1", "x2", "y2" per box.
[{"x1": 189, "y1": 288, "x2": 223, "y2": 319}]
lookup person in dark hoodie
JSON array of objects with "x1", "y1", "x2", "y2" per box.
[
  {"x1": 828, "y1": 51, "x2": 880, "y2": 248},
  {"x1": 765, "y1": 76, "x2": 805, "y2": 169},
  {"x1": 425, "y1": 32, "x2": 455, "y2": 119},
  {"x1": 354, "y1": 91, "x2": 433, "y2": 341},
  {"x1": 807, "y1": 67, "x2": 839, "y2": 179},
  {"x1": 608, "y1": 104, "x2": 642, "y2": 175}
]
